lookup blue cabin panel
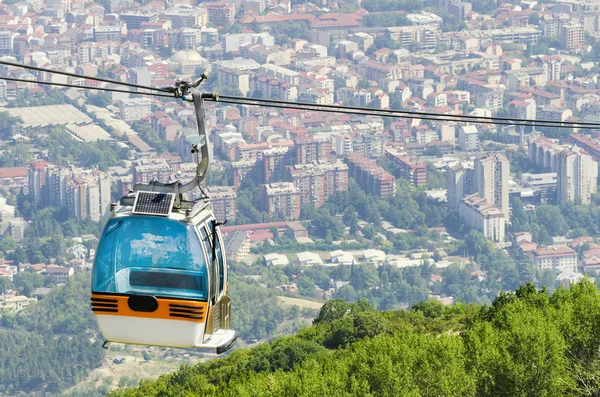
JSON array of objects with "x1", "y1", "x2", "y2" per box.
[{"x1": 92, "y1": 216, "x2": 209, "y2": 300}]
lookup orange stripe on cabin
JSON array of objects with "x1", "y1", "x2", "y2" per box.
[{"x1": 90, "y1": 294, "x2": 207, "y2": 323}]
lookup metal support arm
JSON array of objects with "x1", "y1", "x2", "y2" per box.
[{"x1": 132, "y1": 86, "x2": 219, "y2": 207}]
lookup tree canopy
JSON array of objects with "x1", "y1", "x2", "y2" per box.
[{"x1": 108, "y1": 280, "x2": 600, "y2": 397}]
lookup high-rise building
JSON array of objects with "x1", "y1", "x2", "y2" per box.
[
  {"x1": 119, "y1": 97, "x2": 152, "y2": 121},
  {"x1": 261, "y1": 182, "x2": 301, "y2": 220},
  {"x1": 384, "y1": 149, "x2": 427, "y2": 187},
  {"x1": 47, "y1": 167, "x2": 73, "y2": 208},
  {"x1": 459, "y1": 193, "x2": 506, "y2": 242},
  {"x1": 560, "y1": 23, "x2": 584, "y2": 51},
  {"x1": 66, "y1": 171, "x2": 112, "y2": 222},
  {"x1": 557, "y1": 148, "x2": 598, "y2": 204},
  {"x1": 474, "y1": 153, "x2": 510, "y2": 219},
  {"x1": 295, "y1": 135, "x2": 331, "y2": 164},
  {"x1": 345, "y1": 153, "x2": 396, "y2": 197},
  {"x1": 285, "y1": 160, "x2": 349, "y2": 207},
  {"x1": 132, "y1": 158, "x2": 171, "y2": 184},
  {"x1": 262, "y1": 147, "x2": 292, "y2": 183},
  {"x1": 446, "y1": 162, "x2": 475, "y2": 211},
  {"x1": 161, "y1": 6, "x2": 208, "y2": 29},
  {"x1": 458, "y1": 125, "x2": 478, "y2": 151},
  {"x1": 206, "y1": 186, "x2": 236, "y2": 223},
  {"x1": 201, "y1": 2, "x2": 235, "y2": 27},
  {"x1": 28, "y1": 160, "x2": 55, "y2": 204}
]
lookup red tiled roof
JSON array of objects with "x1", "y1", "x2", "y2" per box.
[{"x1": 0, "y1": 166, "x2": 27, "y2": 179}]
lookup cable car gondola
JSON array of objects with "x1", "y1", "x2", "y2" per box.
[{"x1": 90, "y1": 78, "x2": 237, "y2": 354}]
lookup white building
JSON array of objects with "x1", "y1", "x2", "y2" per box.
[
  {"x1": 264, "y1": 253, "x2": 290, "y2": 266},
  {"x1": 557, "y1": 148, "x2": 598, "y2": 205},
  {"x1": 446, "y1": 161, "x2": 475, "y2": 210},
  {"x1": 459, "y1": 193, "x2": 506, "y2": 242},
  {"x1": 475, "y1": 153, "x2": 510, "y2": 219},
  {"x1": 296, "y1": 251, "x2": 324, "y2": 266},
  {"x1": 119, "y1": 97, "x2": 152, "y2": 121},
  {"x1": 458, "y1": 125, "x2": 478, "y2": 151},
  {"x1": 529, "y1": 245, "x2": 577, "y2": 273}
]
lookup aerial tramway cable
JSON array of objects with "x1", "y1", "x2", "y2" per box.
[
  {"x1": 0, "y1": 60, "x2": 599, "y2": 130},
  {"x1": 212, "y1": 98, "x2": 600, "y2": 129},
  {"x1": 0, "y1": 76, "x2": 176, "y2": 98},
  {"x1": 0, "y1": 59, "x2": 173, "y2": 93},
  {"x1": 217, "y1": 94, "x2": 600, "y2": 129}
]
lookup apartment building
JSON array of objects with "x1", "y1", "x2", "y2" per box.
[
  {"x1": 459, "y1": 193, "x2": 506, "y2": 242},
  {"x1": 206, "y1": 185, "x2": 236, "y2": 222},
  {"x1": 557, "y1": 148, "x2": 598, "y2": 204},
  {"x1": 345, "y1": 153, "x2": 396, "y2": 198},
  {"x1": 560, "y1": 23, "x2": 584, "y2": 51},
  {"x1": 446, "y1": 162, "x2": 476, "y2": 210},
  {"x1": 119, "y1": 97, "x2": 152, "y2": 121},
  {"x1": 475, "y1": 153, "x2": 510, "y2": 219},
  {"x1": 202, "y1": 2, "x2": 235, "y2": 26},
  {"x1": 261, "y1": 182, "x2": 301, "y2": 220},
  {"x1": 295, "y1": 135, "x2": 331, "y2": 164},
  {"x1": 285, "y1": 160, "x2": 349, "y2": 207},
  {"x1": 458, "y1": 125, "x2": 478, "y2": 151},
  {"x1": 529, "y1": 245, "x2": 578, "y2": 272},
  {"x1": 384, "y1": 149, "x2": 427, "y2": 187}
]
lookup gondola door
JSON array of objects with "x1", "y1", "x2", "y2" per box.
[{"x1": 199, "y1": 222, "x2": 220, "y2": 335}]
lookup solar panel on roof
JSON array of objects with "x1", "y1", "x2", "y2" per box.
[{"x1": 132, "y1": 191, "x2": 175, "y2": 216}]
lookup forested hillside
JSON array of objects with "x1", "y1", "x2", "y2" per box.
[
  {"x1": 109, "y1": 279, "x2": 600, "y2": 397},
  {"x1": 0, "y1": 272, "x2": 104, "y2": 395}
]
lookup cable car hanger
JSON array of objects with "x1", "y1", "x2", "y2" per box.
[{"x1": 1, "y1": 60, "x2": 599, "y2": 130}]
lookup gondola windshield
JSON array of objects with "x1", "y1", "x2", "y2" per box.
[{"x1": 92, "y1": 216, "x2": 208, "y2": 300}]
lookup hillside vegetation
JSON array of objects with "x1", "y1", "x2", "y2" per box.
[{"x1": 108, "y1": 279, "x2": 600, "y2": 397}]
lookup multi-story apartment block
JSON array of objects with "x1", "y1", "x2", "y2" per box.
[
  {"x1": 487, "y1": 27, "x2": 542, "y2": 45},
  {"x1": 93, "y1": 25, "x2": 123, "y2": 43},
  {"x1": 236, "y1": 142, "x2": 269, "y2": 162},
  {"x1": 458, "y1": 125, "x2": 478, "y2": 151},
  {"x1": 384, "y1": 149, "x2": 427, "y2": 187},
  {"x1": 223, "y1": 230, "x2": 250, "y2": 263},
  {"x1": 0, "y1": 31, "x2": 18, "y2": 52},
  {"x1": 66, "y1": 171, "x2": 111, "y2": 222},
  {"x1": 475, "y1": 153, "x2": 510, "y2": 219},
  {"x1": 161, "y1": 6, "x2": 208, "y2": 29},
  {"x1": 509, "y1": 99, "x2": 536, "y2": 121},
  {"x1": 459, "y1": 193, "x2": 506, "y2": 242},
  {"x1": 216, "y1": 67, "x2": 251, "y2": 96},
  {"x1": 560, "y1": 23, "x2": 584, "y2": 50},
  {"x1": 446, "y1": 162, "x2": 476, "y2": 210},
  {"x1": 118, "y1": 12, "x2": 158, "y2": 29},
  {"x1": 47, "y1": 167, "x2": 73, "y2": 208},
  {"x1": 259, "y1": 64, "x2": 300, "y2": 85},
  {"x1": 202, "y1": 2, "x2": 235, "y2": 26},
  {"x1": 261, "y1": 182, "x2": 301, "y2": 220},
  {"x1": 295, "y1": 135, "x2": 331, "y2": 164},
  {"x1": 345, "y1": 153, "x2": 396, "y2": 198},
  {"x1": 529, "y1": 245, "x2": 578, "y2": 272},
  {"x1": 132, "y1": 158, "x2": 171, "y2": 184},
  {"x1": 406, "y1": 12, "x2": 443, "y2": 28},
  {"x1": 206, "y1": 186, "x2": 236, "y2": 222},
  {"x1": 230, "y1": 160, "x2": 257, "y2": 189},
  {"x1": 335, "y1": 134, "x2": 353, "y2": 156},
  {"x1": 262, "y1": 147, "x2": 293, "y2": 183},
  {"x1": 119, "y1": 97, "x2": 152, "y2": 121},
  {"x1": 77, "y1": 41, "x2": 119, "y2": 64},
  {"x1": 285, "y1": 160, "x2": 349, "y2": 207},
  {"x1": 28, "y1": 160, "x2": 54, "y2": 204},
  {"x1": 557, "y1": 148, "x2": 598, "y2": 204},
  {"x1": 529, "y1": 137, "x2": 563, "y2": 172}
]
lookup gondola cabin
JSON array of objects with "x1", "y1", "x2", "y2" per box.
[{"x1": 91, "y1": 189, "x2": 237, "y2": 354}]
